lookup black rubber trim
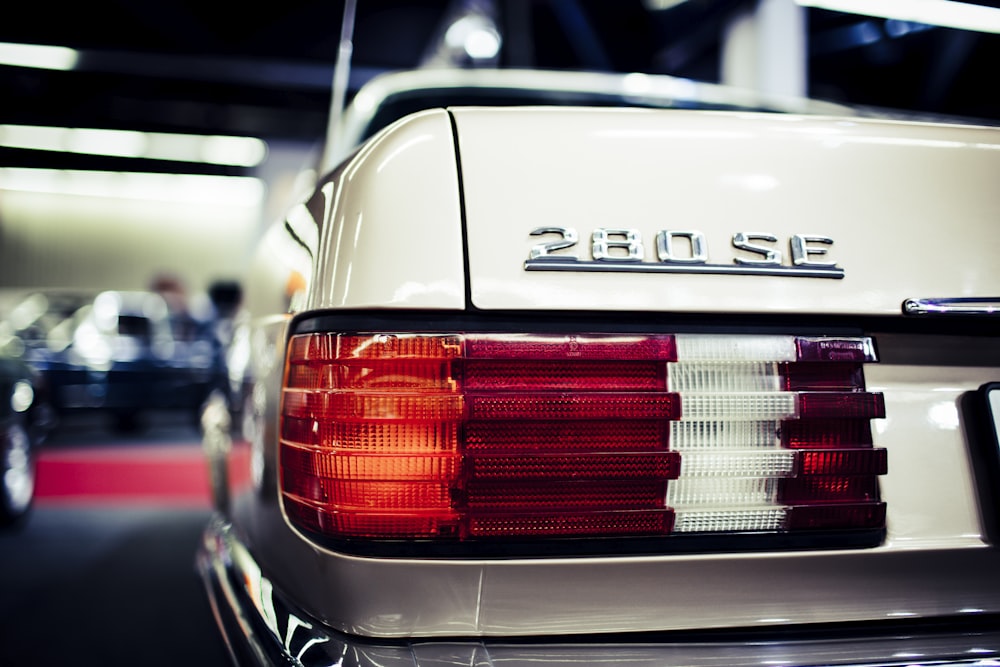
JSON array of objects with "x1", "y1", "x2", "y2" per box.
[
  {"x1": 293, "y1": 527, "x2": 886, "y2": 559},
  {"x1": 291, "y1": 308, "x2": 1000, "y2": 339},
  {"x1": 446, "y1": 109, "x2": 475, "y2": 309},
  {"x1": 962, "y1": 383, "x2": 1000, "y2": 545}
]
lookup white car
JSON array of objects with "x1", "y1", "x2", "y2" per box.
[{"x1": 198, "y1": 68, "x2": 1000, "y2": 666}]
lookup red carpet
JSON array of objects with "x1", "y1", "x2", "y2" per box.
[{"x1": 35, "y1": 441, "x2": 251, "y2": 507}]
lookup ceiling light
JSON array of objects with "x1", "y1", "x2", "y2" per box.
[
  {"x1": 443, "y1": 15, "x2": 502, "y2": 62},
  {"x1": 0, "y1": 125, "x2": 267, "y2": 167},
  {"x1": 795, "y1": 0, "x2": 1000, "y2": 34},
  {"x1": 0, "y1": 168, "x2": 265, "y2": 206},
  {"x1": 643, "y1": 0, "x2": 691, "y2": 9},
  {"x1": 0, "y1": 42, "x2": 78, "y2": 70}
]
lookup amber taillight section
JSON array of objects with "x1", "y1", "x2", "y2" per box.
[{"x1": 280, "y1": 333, "x2": 886, "y2": 546}]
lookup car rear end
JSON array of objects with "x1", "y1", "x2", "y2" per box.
[{"x1": 198, "y1": 107, "x2": 1000, "y2": 666}]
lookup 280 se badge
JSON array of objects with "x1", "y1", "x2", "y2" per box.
[{"x1": 525, "y1": 227, "x2": 845, "y2": 279}]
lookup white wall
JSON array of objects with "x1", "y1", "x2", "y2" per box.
[
  {"x1": 0, "y1": 141, "x2": 318, "y2": 311},
  {"x1": 0, "y1": 187, "x2": 258, "y2": 293}
]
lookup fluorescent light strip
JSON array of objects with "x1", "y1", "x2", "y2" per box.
[
  {"x1": 642, "y1": 0, "x2": 690, "y2": 9},
  {"x1": 0, "y1": 167, "x2": 265, "y2": 206},
  {"x1": 795, "y1": 0, "x2": 1000, "y2": 34},
  {"x1": 0, "y1": 125, "x2": 267, "y2": 167},
  {"x1": 0, "y1": 42, "x2": 78, "y2": 70}
]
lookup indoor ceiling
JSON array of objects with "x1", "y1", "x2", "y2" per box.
[{"x1": 2, "y1": 0, "x2": 998, "y2": 174}]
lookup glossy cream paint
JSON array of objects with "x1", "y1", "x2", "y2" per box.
[
  {"x1": 455, "y1": 108, "x2": 1000, "y2": 315},
  {"x1": 230, "y1": 352, "x2": 1000, "y2": 638},
  {"x1": 297, "y1": 107, "x2": 1000, "y2": 317},
  {"x1": 226, "y1": 107, "x2": 1000, "y2": 639},
  {"x1": 303, "y1": 109, "x2": 466, "y2": 312}
]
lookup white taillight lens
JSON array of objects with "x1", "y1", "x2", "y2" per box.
[
  {"x1": 668, "y1": 334, "x2": 885, "y2": 535},
  {"x1": 280, "y1": 332, "x2": 886, "y2": 550}
]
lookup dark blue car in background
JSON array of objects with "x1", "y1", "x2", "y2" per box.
[{"x1": 5, "y1": 290, "x2": 226, "y2": 432}]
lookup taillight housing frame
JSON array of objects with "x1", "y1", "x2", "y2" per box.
[{"x1": 279, "y1": 312, "x2": 888, "y2": 558}]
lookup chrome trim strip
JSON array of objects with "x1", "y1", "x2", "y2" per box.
[
  {"x1": 903, "y1": 298, "x2": 1000, "y2": 316},
  {"x1": 197, "y1": 515, "x2": 1000, "y2": 667},
  {"x1": 525, "y1": 258, "x2": 845, "y2": 279}
]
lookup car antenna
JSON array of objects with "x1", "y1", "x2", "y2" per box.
[{"x1": 323, "y1": 0, "x2": 358, "y2": 170}]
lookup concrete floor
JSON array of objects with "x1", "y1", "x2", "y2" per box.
[{"x1": 0, "y1": 411, "x2": 231, "y2": 666}]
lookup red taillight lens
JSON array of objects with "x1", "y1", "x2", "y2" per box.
[
  {"x1": 280, "y1": 332, "x2": 887, "y2": 549},
  {"x1": 282, "y1": 333, "x2": 679, "y2": 541}
]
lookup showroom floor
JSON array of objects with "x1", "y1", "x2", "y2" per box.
[{"x1": 0, "y1": 413, "x2": 232, "y2": 666}]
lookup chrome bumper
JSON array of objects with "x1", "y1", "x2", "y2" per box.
[{"x1": 197, "y1": 515, "x2": 1000, "y2": 667}]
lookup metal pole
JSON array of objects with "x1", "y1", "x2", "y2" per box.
[
  {"x1": 721, "y1": 0, "x2": 807, "y2": 98},
  {"x1": 325, "y1": 0, "x2": 358, "y2": 166}
]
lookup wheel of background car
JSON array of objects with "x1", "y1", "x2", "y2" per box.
[{"x1": 1, "y1": 417, "x2": 35, "y2": 527}]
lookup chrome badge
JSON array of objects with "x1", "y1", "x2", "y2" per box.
[{"x1": 525, "y1": 227, "x2": 844, "y2": 279}]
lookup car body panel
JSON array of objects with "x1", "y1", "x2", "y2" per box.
[
  {"x1": 453, "y1": 108, "x2": 1000, "y2": 315},
  {"x1": 199, "y1": 517, "x2": 1000, "y2": 667},
  {"x1": 199, "y1": 69, "x2": 1000, "y2": 666},
  {"x1": 299, "y1": 107, "x2": 1000, "y2": 318},
  {"x1": 222, "y1": 353, "x2": 1000, "y2": 639},
  {"x1": 211, "y1": 107, "x2": 1000, "y2": 640},
  {"x1": 297, "y1": 110, "x2": 466, "y2": 313}
]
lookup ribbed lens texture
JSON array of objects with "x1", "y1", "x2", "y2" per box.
[
  {"x1": 465, "y1": 335, "x2": 677, "y2": 360},
  {"x1": 798, "y1": 449, "x2": 888, "y2": 476},
  {"x1": 282, "y1": 476, "x2": 453, "y2": 510},
  {"x1": 465, "y1": 481, "x2": 668, "y2": 510},
  {"x1": 783, "y1": 363, "x2": 865, "y2": 391},
  {"x1": 285, "y1": 501, "x2": 461, "y2": 539},
  {"x1": 679, "y1": 451, "x2": 796, "y2": 478},
  {"x1": 669, "y1": 362, "x2": 781, "y2": 393},
  {"x1": 465, "y1": 420, "x2": 668, "y2": 451},
  {"x1": 467, "y1": 452, "x2": 681, "y2": 480},
  {"x1": 680, "y1": 393, "x2": 798, "y2": 421},
  {"x1": 781, "y1": 419, "x2": 873, "y2": 449},
  {"x1": 280, "y1": 332, "x2": 887, "y2": 545},
  {"x1": 467, "y1": 393, "x2": 678, "y2": 420},
  {"x1": 281, "y1": 445, "x2": 461, "y2": 481},
  {"x1": 669, "y1": 335, "x2": 886, "y2": 535},
  {"x1": 781, "y1": 477, "x2": 879, "y2": 504},
  {"x1": 673, "y1": 508, "x2": 786, "y2": 533},
  {"x1": 667, "y1": 477, "x2": 780, "y2": 506},
  {"x1": 670, "y1": 420, "x2": 778, "y2": 449},
  {"x1": 280, "y1": 420, "x2": 459, "y2": 452},
  {"x1": 281, "y1": 333, "x2": 681, "y2": 540},
  {"x1": 469, "y1": 510, "x2": 675, "y2": 538},
  {"x1": 462, "y1": 360, "x2": 665, "y2": 391}
]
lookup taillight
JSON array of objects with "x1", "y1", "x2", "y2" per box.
[{"x1": 280, "y1": 332, "x2": 886, "y2": 552}]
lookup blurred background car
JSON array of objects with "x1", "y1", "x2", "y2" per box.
[{"x1": 5, "y1": 289, "x2": 227, "y2": 432}]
